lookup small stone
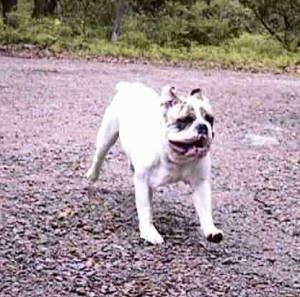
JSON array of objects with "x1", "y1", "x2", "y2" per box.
[{"x1": 244, "y1": 134, "x2": 279, "y2": 146}]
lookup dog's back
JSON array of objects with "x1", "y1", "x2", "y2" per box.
[
  {"x1": 111, "y1": 82, "x2": 164, "y2": 166},
  {"x1": 113, "y1": 82, "x2": 161, "y2": 115}
]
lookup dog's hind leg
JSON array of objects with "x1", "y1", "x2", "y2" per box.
[{"x1": 86, "y1": 105, "x2": 119, "y2": 183}]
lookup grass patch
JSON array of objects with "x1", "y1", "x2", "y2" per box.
[{"x1": 0, "y1": 14, "x2": 299, "y2": 72}]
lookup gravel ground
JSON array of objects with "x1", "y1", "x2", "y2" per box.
[{"x1": 0, "y1": 56, "x2": 299, "y2": 297}]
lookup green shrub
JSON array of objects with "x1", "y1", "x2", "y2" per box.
[
  {"x1": 124, "y1": 0, "x2": 249, "y2": 47},
  {"x1": 0, "y1": 0, "x2": 299, "y2": 71},
  {"x1": 121, "y1": 30, "x2": 151, "y2": 50},
  {"x1": 34, "y1": 32, "x2": 56, "y2": 46},
  {"x1": 229, "y1": 33, "x2": 286, "y2": 56}
]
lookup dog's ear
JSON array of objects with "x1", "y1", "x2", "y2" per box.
[
  {"x1": 161, "y1": 85, "x2": 180, "y2": 108},
  {"x1": 190, "y1": 88, "x2": 203, "y2": 99}
]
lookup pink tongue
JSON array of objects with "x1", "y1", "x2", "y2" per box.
[
  {"x1": 175, "y1": 145, "x2": 186, "y2": 153},
  {"x1": 185, "y1": 146, "x2": 198, "y2": 156}
]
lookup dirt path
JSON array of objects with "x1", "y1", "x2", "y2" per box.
[{"x1": 0, "y1": 56, "x2": 299, "y2": 297}]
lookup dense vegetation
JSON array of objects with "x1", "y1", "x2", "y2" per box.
[{"x1": 1, "y1": 0, "x2": 299, "y2": 70}]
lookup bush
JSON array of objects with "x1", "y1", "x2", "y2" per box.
[
  {"x1": 229, "y1": 33, "x2": 286, "y2": 56},
  {"x1": 123, "y1": 0, "x2": 250, "y2": 47},
  {"x1": 0, "y1": 0, "x2": 299, "y2": 70},
  {"x1": 59, "y1": 0, "x2": 115, "y2": 38},
  {"x1": 0, "y1": 11, "x2": 75, "y2": 48},
  {"x1": 239, "y1": 0, "x2": 300, "y2": 51}
]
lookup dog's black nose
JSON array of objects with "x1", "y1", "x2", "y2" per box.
[{"x1": 196, "y1": 123, "x2": 208, "y2": 135}]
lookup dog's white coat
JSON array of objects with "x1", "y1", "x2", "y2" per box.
[{"x1": 86, "y1": 82, "x2": 223, "y2": 244}]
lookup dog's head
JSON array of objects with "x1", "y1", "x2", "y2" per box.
[{"x1": 161, "y1": 85, "x2": 214, "y2": 159}]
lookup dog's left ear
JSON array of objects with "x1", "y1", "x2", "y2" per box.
[
  {"x1": 190, "y1": 88, "x2": 203, "y2": 99},
  {"x1": 161, "y1": 85, "x2": 180, "y2": 108}
]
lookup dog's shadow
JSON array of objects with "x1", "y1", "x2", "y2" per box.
[
  {"x1": 154, "y1": 200, "x2": 201, "y2": 245},
  {"x1": 87, "y1": 186, "x2": 200, "y2": 245}
]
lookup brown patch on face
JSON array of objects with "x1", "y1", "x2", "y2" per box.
[
  {"x1": 179, "y1": 102, "x2": 194, "y2": 118},
  {"x1": 200, "y1": 107, "x2": 214, "y2": 127},
  {"x1": 164, "y1": 102, "x2": 196, "y2": 127},
  {"x1": 199, "y1": 107, "x2": 207, "y2": 118}
]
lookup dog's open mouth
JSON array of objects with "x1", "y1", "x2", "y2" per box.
[{"x1": 169, "y1": 137, "x2": 209, "y2": 157}]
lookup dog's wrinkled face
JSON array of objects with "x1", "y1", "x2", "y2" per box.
[{"x1": 161, "y1": 86, "x2": 214, "y2": 158}]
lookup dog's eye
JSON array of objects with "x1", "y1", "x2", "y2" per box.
[
  {"x1": 176, "y1": 116, "x2": 195, "y2": 130},
  {"x1": 205, "y1": 114, "x2": 214, "y2": 127}
]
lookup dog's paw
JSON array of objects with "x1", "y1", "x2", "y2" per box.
[
  {"x1": 85, "y1": 167, "x2": 98, "y2": 184},
  {"x1": 140, "y1": 224, "x2": 164, "y2": 245},
  {"x1": 205, "y1": 229, "x2": 224, "y2": 243}
]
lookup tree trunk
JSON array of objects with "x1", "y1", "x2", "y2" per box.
[
  {"x1": 32, "y1": 0, "x2": 57, "y2": 18},
  {"x1": 1, "y1": 0, "x2": 17, "y2": 23},
  {"x1": 111, "y1": 0, "x2": 127, "y2": 42}
]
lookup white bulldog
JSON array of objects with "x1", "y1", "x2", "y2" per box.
[{"x1": 86, "y1": 82, "x2": 223, "y2": 244}]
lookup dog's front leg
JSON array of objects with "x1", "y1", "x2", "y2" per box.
[
  {"x1": 192, "y1": 179, "x2": 223, "y2": 243},
  {"x1": 134, "y1": 174, "x2": 164, "y2": 244}
]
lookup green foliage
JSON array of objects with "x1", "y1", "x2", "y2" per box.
[
  {"x1": 219, "y1": 33, "x2": 298, "y2": 68},
  {"x1": 124, "y1": 0, "x2": 249, "y2": 47},
  {"x1": 0, "y1": 0, "x2": 299, "y2": 70},
  {"x1": 239, "y1": 0, "x2": 300, "y2": 51},
  {"x1": 59, "y1": 0, "x2": 115, "y2": 38},
  {"x1": 0, "y1": 13, "x2": 73, "y2": 47}
]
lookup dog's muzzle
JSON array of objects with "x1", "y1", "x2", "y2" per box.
[{"x1": 169, "y1": 135, "x2": 210, "y2": 158}]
